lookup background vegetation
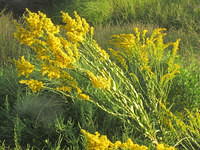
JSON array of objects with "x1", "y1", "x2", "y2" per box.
[{"x1": 0, "y1": 0, "x2": 200, "y2": 149}]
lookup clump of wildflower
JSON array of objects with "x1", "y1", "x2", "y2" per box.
[
  {"x1": 19, "y1": 79, "x2": 44, "y2": 92},
  {"x1": 15, "y1": 56, "x2": 35, "y2": 77},
  {"x1": 14, "y1": 9, "x2": 59, "y2": 46},
  {"x1": 110, "y1": 28, "x2": 181, "y2": 81},
  {"x1": 87, "y1": 71, "x2": 111, "y2": 90},
  {"x1": 14, "y1": 9, "x2": 78, "y2": 70}
]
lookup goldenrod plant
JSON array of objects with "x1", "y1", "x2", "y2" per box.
[{"x1": 14, "y1": 9, "x2": 199, "y2": 149}]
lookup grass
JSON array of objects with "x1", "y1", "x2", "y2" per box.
[
  {"x1": 46, "y1": 0, "x2": 200, "y2": 32},
  {"x1": 0, "y1": 1, "x2": 200, "y2": 149},
  {"x1": 0, "y1": 10, "x2": 31, "y2": 66}
]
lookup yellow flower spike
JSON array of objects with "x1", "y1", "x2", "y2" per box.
[
  {"x1": 78, "y1": 93, "x2": 90, "y2": 101},
  {"x1": 150, "y1": 28, "x2": 166, "y2": 41},
  {"x1": 19, "y1": 79, "x2": 44, "y2": 92},
  {"x1": 60, "y1": 11, "x2": 90, "y2": 43},
  {"x1": 76, "y1": 87, "x2": 82, "y2": 94},
  {"x1": 14, "y1": 26, "x2": 36, "y2": 46},
  {"x1": 87, "y1": 71, "x2": 111, "y2": 90},
  {"x1": 46, "y1": 32, "x2": 63, "y2": 53},
  {"x1": 172, "y1": 39, "x2": 181, "y2": 56},
  {"x1": 15, "y1": 9, "x2": 59, "y2": 46},
  {"x1": 74, "y1": 11, "x2": 90, "y2": 34},
  {"x1": 59, "y1": 37, "x2": 78, "y2": 58},
  {"x1": 54, "y1": 52, "x2": 76, "y2": 69},
  {"x1": 15, "y1": 56, "x2": 35, "y2": 77},
  {"x1": 113, "y1": 141, "x2": 122, "y2": 148},
  {"x1": 99, "y1": 49, "x2": 110, "y2": 60},
  {"x1": 24, "y1": 9, "x2": 42, "y2": 30},
  {"x1": 139, "y1": 50, "x2": 149, "y2": 65},
  {"x1": 66, "y1": 31, "x2": 84, "y2": 43},
  {"x1": 120, "y1": 138, "x2": 148, "y2": 150},
  {"x1": 142, "y1": 29, "x2": 148, "y2": 43},
  {"x1": 45, "y1": 33, "x2": 77, "y2": 69},
  {"x1": 38, "y1": 12, "x2": 59, "y2": 34},
  {"x1": 60, "y1": 11, "x2": 76, "y2": 30},
  {"x1": 134, "y1": 27, "x2": 141, "y2": 42}
]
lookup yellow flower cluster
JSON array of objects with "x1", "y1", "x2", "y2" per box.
[
  {"x1": 81, "y1": 129, "x2": 148, "y2": 150},
  {"x1": 19, "y1": 79, "x2": 44, "y2": 92},
  {"x1": 41, "y1": 64, "x2": 61, "y2": 79},
  {"x1": 45, "y1": 32, "x2": 77, "y2": 69},
  {"x1": 60, "y1": 11, "x2": 90, "y2": 43},
  {"x1": 78, "y1": 93, "x2": 90, "y2": 101},
  {"x1": 14, "y1": 9, "x2": 59, "y2": 46},
  {"x1": 81, "y1": 129, "x2": 177, "y2": 150},
  {"x1": 15, "y1": 56, "x2": 35, "y2": 77},
  {"x1": 87, "y1": 71, "x2": 111, "y2": 90}
]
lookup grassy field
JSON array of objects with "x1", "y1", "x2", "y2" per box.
[{"x1": 0, "y1": 0, "x2": 200, "y2": 149}]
